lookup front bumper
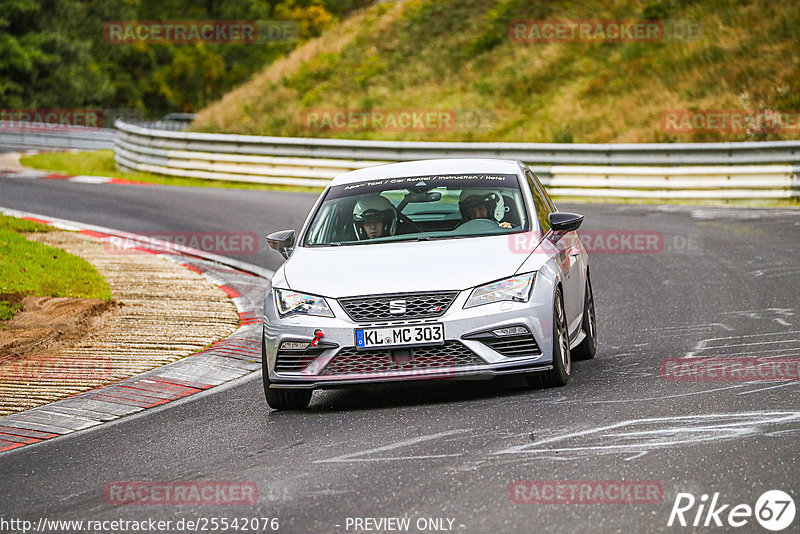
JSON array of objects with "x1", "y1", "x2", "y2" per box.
[{"x1": 263, "y1": 280, "x2": 556, "y2": 389}]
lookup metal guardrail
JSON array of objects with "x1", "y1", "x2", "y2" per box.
[
  {"x1": 0, "y1": 126, "x2": 115, "y2": 151},
  {"x1": 546, "y1": 165, "x2": 799, "y2": 199},
  {"x1": 115, "y1": 120, "x2": 800, "y2": 164},
  {"x1": 108, "y1": 119, "x2": 794, "y2": 198}
]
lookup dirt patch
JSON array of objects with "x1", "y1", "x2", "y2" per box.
[
  {"x1": 0, "y1": 292, "x2": 26, "y2": 309},
  {"x1": 0, "y1": 296, "x2": 119, "y2": 363},
  {"x1": 0, "y1": 230, "x2": 239, "y2": 416}
]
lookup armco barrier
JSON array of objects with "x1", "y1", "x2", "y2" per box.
[
  {"x1": 96, "y1": 120, "x2": 800, "y2": 197},
  {"x1": 114, "y1": 120, "x2": 800, "y2": 164},
  {"x1": 0, "y1": 126, "x2": 115, "y2": 151},
  {"x1": 545, "y1": 165, "x2": 800, "y2": 198}
]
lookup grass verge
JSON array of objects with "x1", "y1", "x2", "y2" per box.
[
  {"x1": 0, "y1": 214, "x2": 112, "y2": 320},
  {"x1": 192, "y1": 0, "x2": 800, "y2": 144},
  {"x1": 19, "y1": 150, "x2": 326, "y2": 193}
]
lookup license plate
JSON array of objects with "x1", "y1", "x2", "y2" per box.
[{"x1": 355, "y1": 323, "x2": 444, "y2": 349}]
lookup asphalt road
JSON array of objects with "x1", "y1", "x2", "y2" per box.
[{"x1": 1, "y1": 176, "x2": 799, "y2": 534}]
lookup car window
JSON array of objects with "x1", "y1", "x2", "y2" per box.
[
  {"x1": 526, "y1": 170, "x2": 552, "y2": 234},
  {"x1": 304, "y1": 173, "x2": 529, "y2": 246},
  {"x1": 536, "y1": 172, "x2": 557, "y2": 212}
]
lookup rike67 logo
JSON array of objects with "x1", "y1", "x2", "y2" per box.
[{"x1": 668, "y1": 490, "x2": 795, "y2": 531}]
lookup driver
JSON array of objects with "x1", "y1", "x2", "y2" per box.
[
  {"x1": 353, "y1": 195, "x2": 398, "y2": 239},
  {"x1": 458, "y1": 189, "x2": 512, "y2": 228}
]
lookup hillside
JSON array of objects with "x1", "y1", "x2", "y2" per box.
[{"x1": 191, "y1": 0, "x2": 800, "y2": 143}]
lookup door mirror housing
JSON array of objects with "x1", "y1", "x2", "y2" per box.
[
  {"x1": 266, "y1": 230, "x2": 295, "y2": 260},
  {"x1": 549, "y1": 212, "x2": 584, "y2": 233}
]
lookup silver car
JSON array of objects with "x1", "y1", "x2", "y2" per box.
[{"x1": 262, "y1": 159, "x2": 596, "y2": 409}]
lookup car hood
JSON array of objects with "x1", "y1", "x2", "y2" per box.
[{"x1": 283, "y1": 235, "x2": 528, "y2": 297}]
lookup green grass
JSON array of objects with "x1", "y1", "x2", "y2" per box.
[
  {"x1": 0, "y1": 301, "x2": 21, "y2": 321},
  {"x1": 19, "y1": 151, "x2": 325, "y2": 194},
  {"x1": 1, "y1": 215, "x2": 55, "y2": 234},
  {"x1": 0, "y1": 214, "x2": 112, "y2": 321},
  {"x1": 192, "y1": 0, "x2": 800, "y2": 144}
]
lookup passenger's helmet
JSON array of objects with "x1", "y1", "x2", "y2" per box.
[
  {"x1": 353, "y1": 195, "x2": 397, "y2": 239},
  {"x1": 458, "y1": 189, "x2": 505, "y2": 222}
]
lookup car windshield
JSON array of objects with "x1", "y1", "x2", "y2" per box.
[{"x1": 304, "y1": 173, "x2": 528, "y2": 246}]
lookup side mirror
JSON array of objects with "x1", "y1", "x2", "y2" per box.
[
  {"x1": 549, "y1": 212, "x2": 584, "y2": 232},
  {"x1": 266, "y1": 229, "x2": 295, "y2": 260}
]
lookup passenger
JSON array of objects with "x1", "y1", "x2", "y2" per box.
[{"x1": 458, "y1": 189, "x2": 512, "y2": 228}]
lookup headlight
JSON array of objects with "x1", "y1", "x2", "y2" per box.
[
  {"x1": 464, "y1": 273, "x2": 535, "y2": 309},
  {"x1": 274, "y1": 288, "x2": 334, "y2": 318}
]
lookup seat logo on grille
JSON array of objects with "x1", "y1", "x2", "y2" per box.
[{"x1": 389, "y1": 300, "x2": 407, "y2": 314}]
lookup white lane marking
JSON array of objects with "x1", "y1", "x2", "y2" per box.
[
  {"x1": 493, "y1": 412, "x2": 800, "y2": 460},
  {"x1": 720, "y1": 308, "x2": 795, "y2": 319},
  {"x1": 317, "y1": 454, "x2": 463, "y2": 463},
  {"x1": 685, "y1": 338, "x2": 710, "y2": 358},
  {"x1": 700, "y1": 330, "x2": 800, "y2": 345},
  {"x1": 642, "y1": 323, "x2": 733, "y2": 333},
  {"x1": 685, "y1": 330, "x2": 800, "y2": 358},
  {"x1": 699, "y1": 338, "x2": 799, "y2": 350},
  {"x1": 765, "y1": 429, "x2": 800, "y2": 437},
  {"x1": 697, "y1": 347, "x2": 800, "y2": 358},
  {"x1": 314, "y1": 429, "x2": 470, "y2": 464},
  {"x1": 565, "y1": 384, "x2": 748, "y2": 404},
  {"x1": 736, "y1": 382, "x2": 797, "y2": 395},
  {"x1": 748, "y1": 266, "x2": 800, "y2": 278}
]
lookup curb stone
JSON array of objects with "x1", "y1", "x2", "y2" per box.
[{"x1": 0, "y1": 208, "x2": 272, "y2": 453}]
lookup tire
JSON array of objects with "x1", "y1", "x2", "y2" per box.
[
  {"x1": 526, "y1": 286, "x2": 571, "y2": 389},
  {"x1": 572, "y1": 274, "x2": 597, "y2": 361},
  {"x1": 262, "y1": 336, "x2": 312, "y2": 410}
]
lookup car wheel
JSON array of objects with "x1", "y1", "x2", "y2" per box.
[
  {"x1": 262, "y1": 336, "x2": 312, "y2": 410},
  {"x1": 572, "y1": 274, "x2": 597, "y2": 361},
  {"x1": 527, "y1": 286, "x2": 571, "y2": 388}
]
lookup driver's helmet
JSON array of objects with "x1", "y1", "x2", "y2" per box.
[
  {"x1": 458, "y1": 189, "x2": 505, "y2": 222},
  {"x1": 353, "y1": 195, "x2": 397, "y2": 240}
]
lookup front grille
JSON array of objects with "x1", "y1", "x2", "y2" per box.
[
  {"x1": 319, "y1": 341, "x2": 485, "y2": 376},
  {"x1": 338, "y1": 291, "x2": 458, "y2": 323},
  {"x1": 480, "y1": 334, "x2": 541, "y2": 357},
  {"x1": 275, "y1": 348, "x2": 327, "y2": 372}
]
